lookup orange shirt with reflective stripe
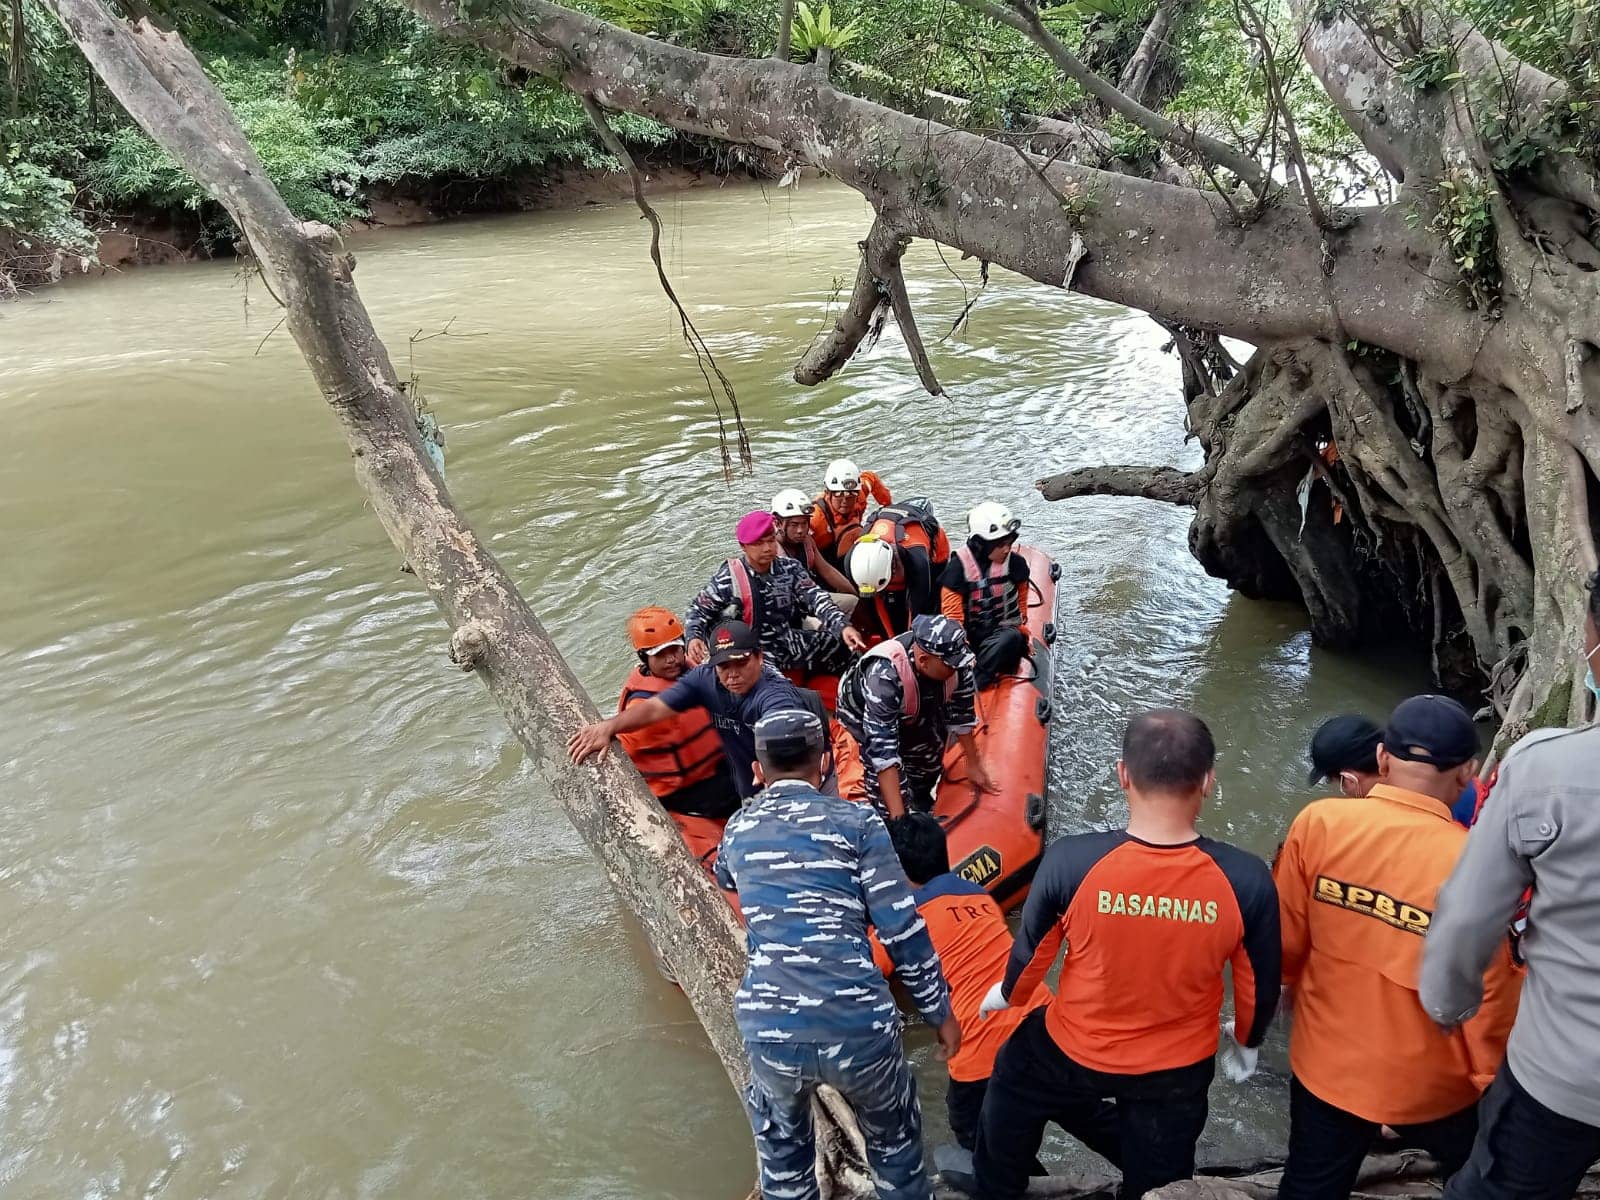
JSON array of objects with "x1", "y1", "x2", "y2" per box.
[
  {"x1": 1274, "y1": 785, "x2": 1522, "y2": 1125},
  {"x1": 873, "y1": 875, "x2": 1049, "y2": 1081}
]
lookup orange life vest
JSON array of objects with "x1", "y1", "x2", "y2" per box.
[{"x1": 616, "y1": 668, "x2": 725, "y2": 798}]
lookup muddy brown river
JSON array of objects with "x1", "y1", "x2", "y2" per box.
[{"x1": 0, "y1": 181, "x2": 1429, "y2": 1198}]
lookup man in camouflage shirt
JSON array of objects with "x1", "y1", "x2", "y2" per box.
[
  {"x1": 716, "y1": 710, "x2": 960, "y2": 1200},
  {"x1": 686, "y1": 510, "x2": 866, "y2": 675},
  {"x1": 836, "y1": 614, "x2": 997, "y2": 818}
]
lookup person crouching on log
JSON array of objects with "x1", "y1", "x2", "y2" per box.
[
  {"x1": 1274, "y1": 695, "x2": 1522, "y2": 1200},
  {"x1": 876, "y1": 813, "x2": 1051, "y2": 1162},
  {"x1": 684, "y1": 510, "x2": 866, "y2": 675},
  {"x1": 940, "y1": 502, "x2": 1031, "y2": 690},
  {"x1": 714, "y1": 710, "x2": 960, "y2": 1200},
  {"x1": 836, "y1": 615, "x2": 997, "y2": 818},
  {"x1": 974, "y1": 709, "x2": 1281, "y2": 1200}
]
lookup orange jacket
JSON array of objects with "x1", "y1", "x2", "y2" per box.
[
  {"x1": 874, "y1": 875, "x2": 1050, "y2": 1081},
  {"x1": 616, "y1": 668, "x2": 725, "y2": 800},
  {"x1": 1275, "y1": 785, "x2": 1522, "y2": 1124},
  {"x1": 811, "y1": 470, "x2": 891, "y2": 557}
]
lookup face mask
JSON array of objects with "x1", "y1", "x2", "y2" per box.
[{"x1": 1586, "y1": 645, "x2": 1600, "y2": 709}]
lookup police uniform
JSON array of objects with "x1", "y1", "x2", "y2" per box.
[{"x1": 1424, "y1": 722, "x2": 1600, "y2": 1200}]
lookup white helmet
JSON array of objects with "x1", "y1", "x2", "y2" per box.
[
  {"x1": 824, "y1": 458, "x2": 862, "y2": 493},
  {"x1": 968, "y1": 501, "x2": 1021, "y2": 541},
  {"x1": 848, "y1": 535, "x2": 896, "y2": 596},
  {"x1": 771, "y1": 488, "x2": 815, "y2": 518}
]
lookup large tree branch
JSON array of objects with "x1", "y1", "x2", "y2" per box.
[
  {"x1": 1036, "y1": 464, "x2": 1207, "y2": 503},
  {"x1": 407, "y1": 0, "x2": 1477, "y2": 364}
]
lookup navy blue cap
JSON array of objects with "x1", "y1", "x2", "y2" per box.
[
  {"x1": 1383, "y1": 695, "x2": 1478, "y2": 770},
  {"x1": 752, "y1": 709, "x2": 827, "y2": 759},
  {"x1": 910, "y1": 614, "x2": 975, "y2": 669}
]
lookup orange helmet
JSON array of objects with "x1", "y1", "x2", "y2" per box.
[{"x1": 628, "y1": 606, "x2": 685, "y2": 654}]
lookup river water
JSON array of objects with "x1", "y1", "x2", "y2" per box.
[{"x1": 0, "y1": 182, "x2": 1429, "y2": 1199}]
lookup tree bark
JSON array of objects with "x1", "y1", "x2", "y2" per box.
[
  {"x1": 403, "y1": 0, "x2": 1477, "y2": 363},
  {"x1": 1036, "y1": 464, "x2": 1205, "y2": 504},
  {"x1": 774, "y1": 0, "x2": 795, "y2": 60},
  {"x1": 325, "y1": 0, "x2": 357, "y2": 52},
  {"x1": 1116, "y1": 0, "x2": 1179, "y2": 106}
]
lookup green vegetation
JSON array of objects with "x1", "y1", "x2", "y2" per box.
[
  {"x1": 2, "y1": 0, "x2": 670, "y2": 275},
  {"x1": 2, "y1": 0, "x2": 1594, "y2": 289}
]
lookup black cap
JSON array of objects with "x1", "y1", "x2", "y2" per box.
[
  {"x1": 1307, "y1": 714, "x2": 1383, "y2": 785},
  {"x1": 752, "y1": 709, "x2": 827, "y2": 759},
  {"x1": 707, "y1": 620, "x2": 761, "y2": 666},
  {"x1": 1383, "y1": 695, "x2": 1479, "y2": 770}
]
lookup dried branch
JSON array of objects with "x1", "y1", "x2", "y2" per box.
[
  {"x1": 957, "y1": 0, "x2": 1270, "y2": 192},
  {"x1": 795, "y1": 215, "x2": 900, "y2": 384},
  {"x1": 578, "y1": 93, "x2": 752, "y2": 477},
  {"x1": 1037, "y1": 463, "x2": 1207, "y2": 503}
]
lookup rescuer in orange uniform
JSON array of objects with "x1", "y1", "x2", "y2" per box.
[
  {"x1": 615, "y1": 607, "x2": 736, "y2": 821},
  {"x1": 846, "y1": 497, "x2": 952, "y2": 642},
  {"x1": 874, "y1": 812, "x2": 1053, "y2": 1157},
  {"x1": 811, "y1": 458, "x2": 892, "y2": 571},
  {"x1": 974, "y1": 709, "x2": 1281, "y2": 1200},
  {"x1": 1274, "y1": 694, "x2": 1523, "y2": 1200}
]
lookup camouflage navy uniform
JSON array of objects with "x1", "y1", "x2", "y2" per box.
[
  {"x1": 716, "y1": 777, "x2": 952, "y2": 1200},
  {"x1": 685, "y1": 555, "x2": 854, "y2": 675},
  {"x1": 836, "y1": 620, "x2": 978, "y2": 814}
]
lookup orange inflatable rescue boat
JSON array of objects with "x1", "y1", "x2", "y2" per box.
[{"x1": 934, "y1": 544, "x2": 1058, "y2": 912}]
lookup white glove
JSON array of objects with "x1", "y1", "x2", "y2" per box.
[
  {"x1": 1217, "y1": 1016, "x2": 1259, "y2": 1082},
  {"x1": 978, "y1": 980, "x2": 1009, "y2": 1019}
]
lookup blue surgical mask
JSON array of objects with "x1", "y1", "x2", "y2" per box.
[{"x1": 1588, "y1": 664, "x2": 1600, "y2": 708}]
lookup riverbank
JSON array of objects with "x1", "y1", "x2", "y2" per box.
[{"x1": 2, "y1": 144, "x2": 770, "y2": 296}]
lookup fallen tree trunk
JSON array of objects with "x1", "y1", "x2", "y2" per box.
[
  {"x1": 42, "y1": 0, "x2": 761, "y2": 1127},
  {"x1": 44, "y1": 4, "x2": 883, "y2": 1194}
]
